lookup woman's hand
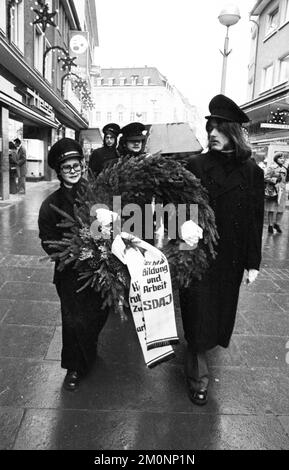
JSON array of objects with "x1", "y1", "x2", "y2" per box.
[{"x1": 245, "y1": 269, "x2": 259, "y2": 285}]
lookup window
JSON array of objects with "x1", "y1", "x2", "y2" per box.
[
  {"x1": 96, "y1": 77, "x2": 103, "y2": 86},
  {"x1": 108, "y1": 77, "x2": 115, "y2": 86},
  {"x1": 9, "y1": 0, "x2": 24, "y2": 51},
  {"x1": 266, "y1": 8, "x2": 279, "y2": 35},
  {"x1": 95, "y1": 112, "x2": 101, "y2": 121},
  {"x1": 142, "y1": 112, "x2": 147, "y2": 121},
  {"x1": 143, "y1": 76, "x2": 150, "y2": 86},
  {"x1": 131, "y1": 75, "x2": 138, "y2": 85},
  {"x1": 107, "y1": 112, "x2": 112, "y2": 121},
  {"x1": 0, "y1": 1, "x2": 7, "y2": 33},
  {"x1": 44, "y1": 39, "x2": 53, "y2": 82},
  {"x1": 34, "y1": 26, "x2": 44, "y2": 73},
  {"x1": 278, "y1": 54, "x2": 289, "y2": 83},
  {"x1": 284, "y1": 0, "x2": 289, "y2": 23},
  {"x1": 118, "y1": 112, "x2": 123, "y2": 122},
  {"x1": 261, "y1": 64, "x2": 274, "y2": 91},
  {"x1": 119, "y1": 77, "x2": 126, "y2": 86},
  {"x1": 130, "y1": 112, "x2": 135, "y2": 121}
]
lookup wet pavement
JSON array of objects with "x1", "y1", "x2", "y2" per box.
[{"x1": 0, "y1": 181, "x2": 289, "y2": 450}]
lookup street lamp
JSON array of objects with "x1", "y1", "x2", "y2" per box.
[{"x1": 218, "y1": 4, "x2": 241, "y2": 94}]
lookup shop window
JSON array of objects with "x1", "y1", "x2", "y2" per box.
[
  {"x1": 9, "y1": 0, "x2": 24, "y2": 52},
  {"x1": 278, "y1": 54, "x2": 289, "y2": 83},
  {"x1": 261, "y1": 64, "x2": 274, "y2": 91},
  {"x1": 266, "y1": 7, "x2": 279, "y2": 35}
]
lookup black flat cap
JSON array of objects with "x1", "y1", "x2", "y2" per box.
[
  {"x1": 120, "y1": 122, "x2": 147, "y2": 141},
  {"x1": 48, "y1": 138, "x2": 83, "y2": 170},
  {"x1": 102, "y1": 123, "x2": 121, "y2": 137},
  {"x1": 205, "y1": 94, "x2": 249, "y2": 124}
]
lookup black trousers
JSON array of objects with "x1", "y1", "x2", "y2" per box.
[{"x1": 55, "y1": 272, "x2": 109, "y2": 375}]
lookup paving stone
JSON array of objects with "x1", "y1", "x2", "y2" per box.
[
  {"x1": 0, "y1": 324, "x2": 55, "y2": 358},
  {"x1": 273, "y1": 279, "x2": 289, "y2": 293},
  {"x1": 238, "y1": 292, "x2": 283, "y2": 314},
  {"x1": 0, "y1": 300, "x2": 15, "y2": 322},
  {"x1": 0, "y1": 281, "x2": 58, "y2": 301},
  {"x1": 232, "y1": 335, "x2": 288, "y2": 368},
  {"x1": 239, "y1": 278, "x2": 281, "y2": 294},
  {"x1": 278, "y1": 416, "x2": 289, "y2": 437},
  {"x1": 0, "y1": 407, "x2": 25, "y2": 450},
  {"x1": 45, "y1": 327, "x2": 62, "y2": 361},
  {"x1": 0, "y1": 267, "x2": 35, "y2": 288},
  {"x1": 29, "y1": 268, "x2": 54, "y2": 283},
  {"x1": 241, "y1": 309, "x2": 289, "y2": 336},
  {"x1": 13, "y1": 409, "x2": 289, "y2": 450},
  {"x1": 270, "y1": 294, "x2": 289, "y2": 312},
  {"x1": 3, "y1": 300, "x2": 61, "y2": 327}
]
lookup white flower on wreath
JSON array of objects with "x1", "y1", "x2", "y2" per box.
[
  {"x1": 180, "y1": 220, "x2": 203, "y2": 247},
  {"x1": 95, "y1": 208, "x2": 119, "y2": 226},
  {"x1": 79, "y1": 247, "x2": 94, "y2": 260}
]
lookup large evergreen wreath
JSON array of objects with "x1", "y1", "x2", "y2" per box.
[{"x1": 45, "y1": 153, "x2": 218, "y2": 314}]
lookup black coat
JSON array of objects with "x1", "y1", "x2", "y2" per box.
[
  {"x1": 180, "y1": 150, "x2": 264, "y2": 352},
  {"x1": 89, "y1": 146, "x2": 119, "y2": 178},
  {"x1": 38, "y1": 179, "x2": 109, "y2": 373}
]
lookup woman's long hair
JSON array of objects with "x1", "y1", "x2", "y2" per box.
[{"x1": 206, "y1": 119, "x2": 251, "y2": 163}]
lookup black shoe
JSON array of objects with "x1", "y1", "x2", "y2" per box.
[
  {"x1": 268, "y1": 225, "x2": 274, "y2": 234},
  {"x1": 63, "y1": 370, "x2": 81, "y2": 391},
  {"x1": 273, "y1": 223, "x2": 282, "y2": 233},
  {"x1": 189, "y1": 389, "x2": 208, "y2": 406}
]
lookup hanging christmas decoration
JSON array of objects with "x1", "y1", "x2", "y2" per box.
[
  {"x1": 58, "y1": 55, "x2": 78, "y2": 72},
  {"x1": 33, "y1": 1, "x2": 57, "y2": 32}
]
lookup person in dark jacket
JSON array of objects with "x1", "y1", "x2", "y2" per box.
[
  {"x1": 14, "y1": 138, "x2": 27, "y2": 194},
  {"x1": 180, "y1": 94, "x2": 264, "y2": 406},
  {"x1": 38, "y1": 138, "x2": 109, "y2": 391},
  {"x1": 89, "y1": 123, "x2": 120, "y2": 177}
]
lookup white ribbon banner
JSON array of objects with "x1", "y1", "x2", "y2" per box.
[{"x1": 112, "y1": 233, "x2": 179, "y2": 367}]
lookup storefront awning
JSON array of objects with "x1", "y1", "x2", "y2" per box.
[
  {"x1": 145, "y1": 122, "x2": 202, "y2": 155},
  {"x1": 0, "y1": 91, "x2": 58, "y2": 128}
]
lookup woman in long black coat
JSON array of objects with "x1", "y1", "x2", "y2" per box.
[
  {"x1": 38, "y1": 138, "x2": 109, "y2": 391},
  {"x1": 180, "y1": 95, "x2": 264, "y2": 406}
]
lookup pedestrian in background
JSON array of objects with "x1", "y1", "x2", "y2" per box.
[
  {"x1": 38, "y1": 138, "x2": 109, "y2": 391},
  {"x1": 264, "y1": 152, "x2": 287, "y2": 234},
  {"x1": 14, "y1": 138, "x2": 27, "y2": 194},
  {"x1": 89, "y1": 123, "x2": 120, "y2": 178},
  {"x1": 180, "y1": 94, "x2": 264, "y2": 406}
]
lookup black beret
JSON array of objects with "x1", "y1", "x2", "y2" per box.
[
  {"x1": 120, "y1": 122, "x2": 147, "y2": 141},
  {"x1": 102, "y1": 123, "x2": 121, "y2": 137},
  {"x1": 205, "y1": 94, "x2": 249, "y2": 124},
  {"x1": 48, "y1": 138, "x2": 83, "y2": 170}
]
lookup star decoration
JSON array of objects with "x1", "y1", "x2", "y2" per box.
[
  {"x1": 59, "y1": 55, "x2": 78, "y2": 72},
  {"x1": 33, "y1": 4, "x2": 57, "y2": 32}
]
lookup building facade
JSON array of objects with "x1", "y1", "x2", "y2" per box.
[
  {"x1": 0, "y1": 0, "x2": 98, "y2": 200},
  {"x1": 90, "y1": 66, "x2": 199, "y2": 131},
  {"x1": 242, "y1": 0, "x2": 289, "y2": 166}
]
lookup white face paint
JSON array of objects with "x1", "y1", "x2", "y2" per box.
[{"x1": 59, "y1": 158, "x2": 82, "y2": 186}]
